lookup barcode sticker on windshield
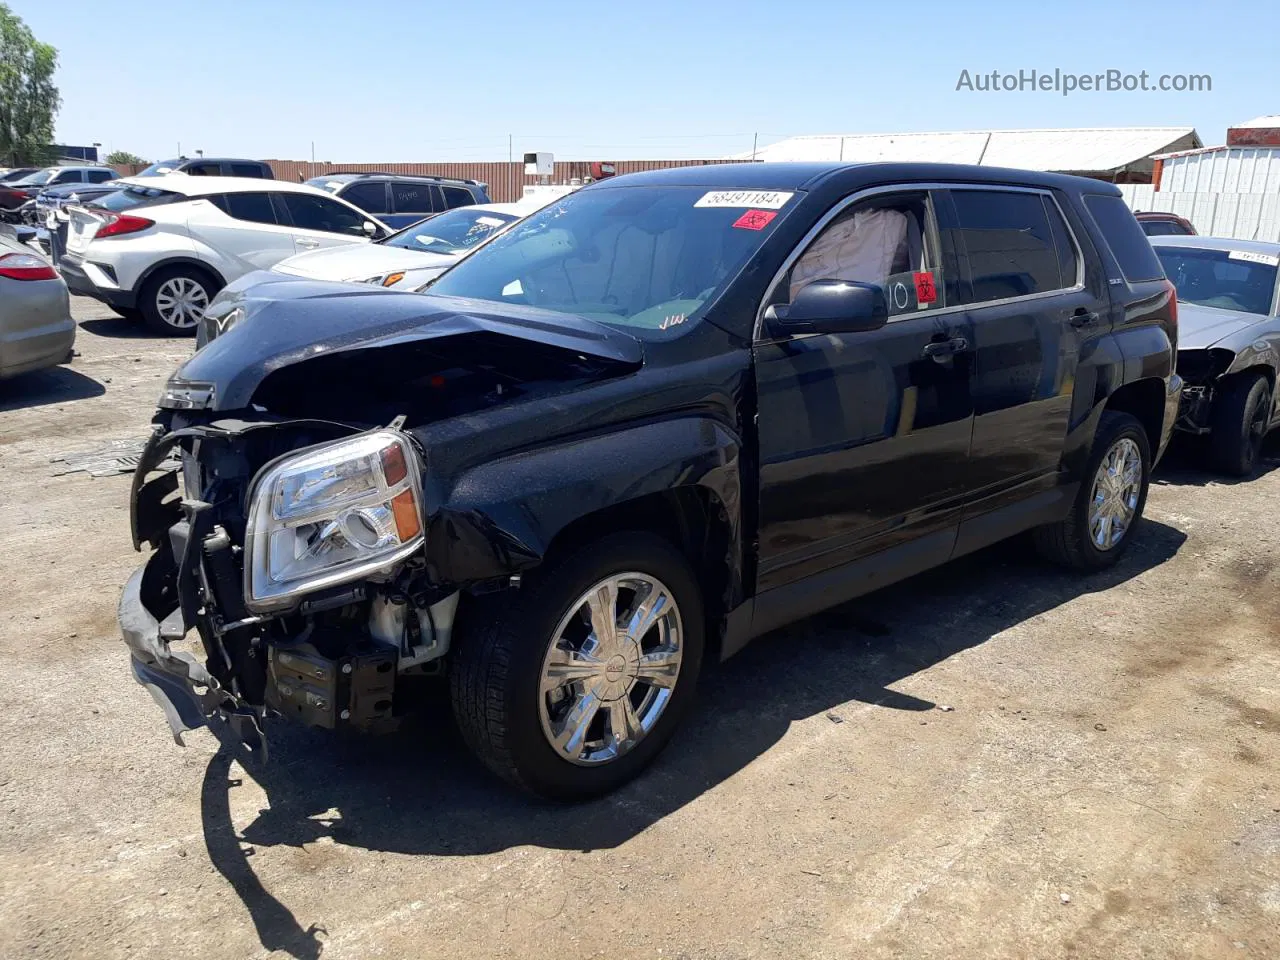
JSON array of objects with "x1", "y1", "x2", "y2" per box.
[
  {"x1": 695, "y1": 190, "x2": 793, "y2": 209},
  {"x1": 1228, "y1": 250, "x2": 1280, "y2": 267}
]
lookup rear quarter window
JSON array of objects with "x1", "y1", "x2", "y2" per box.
[{"x1": 1085, "y1": 195, "x2": 1165, "y2": 283}]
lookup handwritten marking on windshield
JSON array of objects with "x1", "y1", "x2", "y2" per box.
[{"x1": 660, "y1": 314, "x2": 686, "y2": 330}]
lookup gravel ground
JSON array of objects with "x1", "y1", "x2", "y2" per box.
[{"x1": 1, "y1": 296, "x2": 1277, "y2": 960}]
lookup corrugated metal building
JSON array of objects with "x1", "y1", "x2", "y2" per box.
[
  {"x1": 1153, "y1": 116, "x2": 1280, "y2": 194},
  {"x1": 731, "y1": 127, "x2": 1201, "y2": 182}
]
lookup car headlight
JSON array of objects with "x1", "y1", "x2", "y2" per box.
[
  {"x1": 158, "y1": 378, "x2": 217, "y2": 410},
  {"x1": 244, "y1": 431, "x2": 425, "y2": 611},
  {"x1": 355, "y1": 272, "x2": 406, "y2": 287}
]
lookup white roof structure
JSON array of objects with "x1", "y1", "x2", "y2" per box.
[
  {"x1": 1234, "y1": 115, "x2": 1280, "y2": 129},
  {"x1": 732, "y1": 127, "x2": 1201, "y2": 178}
]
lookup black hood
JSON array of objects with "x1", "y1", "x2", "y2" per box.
[{"x1": 177, "y1": 273, "x2": 644, "y2": 411}]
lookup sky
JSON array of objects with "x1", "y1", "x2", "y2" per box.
[{"x1": 15, "y1": 0, "x2": 1280, "y2": 165}]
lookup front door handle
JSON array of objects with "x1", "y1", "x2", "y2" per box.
[
  {"x1": 1071, "y1": 309, "x2": 1099, "y2": 327},
  {"x1": 295, "y1": 237, "x2": 320, "y2": 249},
  {"x1": 922, "y1": 337, "x2": 969, "y2": 359}
]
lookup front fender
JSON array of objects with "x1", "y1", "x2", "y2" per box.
[{"x1": 427, "y1": 417, "x2": 742, "y2": 583}]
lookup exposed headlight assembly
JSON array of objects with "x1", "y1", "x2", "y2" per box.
[
  {"x1": 245, "y1": 431, "x2": 425, "y2": 612},
  {"x1": 158, "y1": 378, "x2": 217, "y2": 410}
]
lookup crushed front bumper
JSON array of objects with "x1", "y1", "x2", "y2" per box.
[{"x1": 119, "y1": 544, "x2": 267, "y2": 752}]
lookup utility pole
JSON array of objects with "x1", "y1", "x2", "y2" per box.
[
  {"x1": 751, "y1": 132, "x2": 758, "y2": 162},
  {"x1": 509, "y1": 133, "x2": 513, "y2": 202}
]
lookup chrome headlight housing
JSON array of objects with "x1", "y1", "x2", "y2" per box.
[{"x1": 244, "y1": 431, "x2": 425, "y2": 612}]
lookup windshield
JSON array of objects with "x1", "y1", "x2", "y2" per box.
[
  {"x1": 304, "y1": 176, "x2": 349, "y2": 194},
  {"x1": 135, "y1": 160, "x2": 183, "y2": 177},
  {"x1": 427, "y1": 185, "x2": 794, "y2": 332},
  {"x1": 12, "y1": 169, "x2": 57, "y2": 186},
  {"x1": 1156, "y1": 247, "x2": 1279, "y2": 316},
  {"x1": 385, "y1": 207, "x2": 518, "y2": 254},
  {"x1": 90, "y1": 185, "x2": 180, "y2": 212}
]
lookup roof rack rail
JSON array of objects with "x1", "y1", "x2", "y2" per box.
[{"x1": 311, "y1": 170, "x2": 484, "y2": 186}]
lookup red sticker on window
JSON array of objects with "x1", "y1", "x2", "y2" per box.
[
  {"x1": 913, "y1": 271, "x2": 938, "y2": 303},
  {"x1": 732, "y1": 209, "x2": 777, "y2": 231}
]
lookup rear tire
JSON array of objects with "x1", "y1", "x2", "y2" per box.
[
  {"x1": 450, "y1": 532, "x2": 705, "y2": 801},
  {"x1": 1034, "y1": 410, "x2": 1151, "y2": 571},
  {"x1": 138, "y1": 266, "x2": 220, "y2": 336},
  {"x1": 1208, "y1": 371, "x2": 1271, "y2": 477}
]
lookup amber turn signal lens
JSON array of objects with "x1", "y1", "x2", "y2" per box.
[
  {"x1": 391, "y1": 489, "x2": 420, "y2": 540},
  {"x1": 382, "y1": 272, "x2": 405, "y2": 287},
  {"x1": 380, "y1": 444, "x2": 408, "y2": 486}
]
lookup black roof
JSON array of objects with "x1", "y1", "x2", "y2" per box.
[
  {"x1": 597, "y1": 161, "x2": 1122, "y2": 196},
  {"x1": 312, "y1": 171, "x2": 481, "y2": 186}
]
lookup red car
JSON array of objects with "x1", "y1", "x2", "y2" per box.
[{"x1": 1136, "y1": 211, "x2": 1197, "y2": 237}]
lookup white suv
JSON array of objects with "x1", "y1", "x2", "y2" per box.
[{"x1": 59, "y1": 175, "x2": 389, "y2": 335}]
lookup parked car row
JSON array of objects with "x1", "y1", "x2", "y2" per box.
[{"x1": 0, "y1": 165, "x2": 119, "y2": 224}]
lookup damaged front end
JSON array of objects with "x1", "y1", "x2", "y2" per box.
[{"x1": 121, "y1": 414, "x2": 459, "y2": 754}]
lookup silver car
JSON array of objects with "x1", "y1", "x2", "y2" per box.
[
  {"x1": 0, "y1": 229, "x2": 75, "y2": 380},
  {"x1": 1154, "y1": 236, "x2": 1280, "y2": 474}
]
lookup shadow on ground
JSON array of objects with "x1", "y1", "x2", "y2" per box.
[
  {"x1": 0, "y1": 365, "x2": 104, "y2": 412},
  {"x1": 1154, "y1": 432, "x2": 1280, "y2": 487},
  {"x1": 77, "y1": 315, "x2": 170, "y2": 339},
  {"x1": 198, "y1": 520, "x2": 1187, "y2": 958}
]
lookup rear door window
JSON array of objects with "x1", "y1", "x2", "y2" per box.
[
  {"x1": 442, "y1": 186, "x2": 475, "y2": 209},
  {"x1": 1084, "y1": 195, "x2": 1165, "y2": 282},
  {"x1": 86, "y1": 169, "x2": 116, "y2": 183},
  {"x1": 229, "y1": 162, "x2": 268, "y2": 178},
  {"x1": 52, "y1": 170, "x2": 83, "y2": 185},
  {"x1": 280, "y1": 192, "x2": 368, "y2": 235},
  {"x1": 215, "y1": 191, "x2": 280, "y2": 225},
  {"x1": 341, "y1": 180, "x2": 390, "y2": 215},
  {"x1": 951, "y1": 189, "x2": 1067, "y2": 302},
  {"x1": 391, "y1": 180, "x2": 437, "y2": 215}
]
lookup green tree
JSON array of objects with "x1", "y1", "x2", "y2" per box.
[
  {"x1": 105, "y1": 149, "x2": 143, "y2": 165},
  {"x1": 0, "y1": 3, "x2": 60, "y2": 167}
]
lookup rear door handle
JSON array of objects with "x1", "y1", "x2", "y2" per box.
[
  {"x1": 922, "y1": 337, "x2": 969, "y2": 359},
  {"x1": 1071, "y1": 309, "x2": 1100, "y2": 327},
  {"x1": 295, "y1": 237, "x2": 320, "y2": 249}
]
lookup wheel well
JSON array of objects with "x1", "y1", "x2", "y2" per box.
[
  {"x1": 543, "y1": 488, "x2": 735, "y2": 659},
  {"x1": 1222, "y1": 363, "x2": 1275, "y2": 391},
  {"x1": 138, "y1": 259, "x2": 225, "y2": 296},
  {"x1": 1103, "y1": 378, "x2": 1165, "y2": 453}
]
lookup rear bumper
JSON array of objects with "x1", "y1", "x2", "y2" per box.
[
  {"x1": 0, "y1": 281, "x2": 76, "y2": 379},
  {"x1": 58, "y1": 255, "x2": 137, "y2": 309}
]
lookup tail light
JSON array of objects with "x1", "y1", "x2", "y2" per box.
[
  {"x1": 0, "y1": 252, "x2": 57, "y2": 281},
  {"x1": 95, "y1": 213, "x2": 154, "y2": 239},
  {"x1": 0, "y1": 188, "x2": 22, "y2": 205}
]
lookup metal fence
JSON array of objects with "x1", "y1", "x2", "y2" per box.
[
  {"x1": 1119, "y1": 184, "x2": 1280, "y2": 242},
  {"x1": 109, "y1": 158, "x2": 748, "y2": 203}
]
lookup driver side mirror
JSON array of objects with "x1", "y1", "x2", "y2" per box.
[
  {"x1": 764, "y1": 279, "x2": 889, "y2": 336},
  {"x1": 362, "y1": 220, "x2": 379, "y2": 238}
]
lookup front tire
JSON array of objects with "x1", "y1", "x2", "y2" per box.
[
  {"x1": 1034, "y1": 410, "x2": 1151, "y2": 571},
  {"x1": 1208, "y1": 371, "x2": 1272, "y2": 476},
  {"x1": 138, "y1": 266, "x2": 219, "y2": 336},
  {"x1": 450, "y1": 533, "x2": 705, "y2": 801}
]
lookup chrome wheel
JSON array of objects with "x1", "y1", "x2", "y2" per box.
[
  {"x1": 538, "y1": 572, "x2": 683, "y2": 766},
  {"x1": 1088, "y1": 437, "x2": 1143, "y2": 551},
  {"x1": 154, "y1": 276, "x2": 209, "y2": 329}
]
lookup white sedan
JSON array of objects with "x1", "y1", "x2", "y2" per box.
[{"x1": 271, "y1": 203, "x2": 528, "y2": 290}]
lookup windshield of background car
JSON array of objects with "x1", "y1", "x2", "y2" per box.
[
  {"x1": 304, "y1": 176, "x2": 350, "y2": 194},
  {"x1": 13, "y1": 169, "x2": 57, "y2": 186},
  {"x1": 385, "y1": 207, "x2": 519, "y2": 253},
  {"x1": 426, "y1": 185, "x2": 795, "y2": 332},
  {"x1": 135, "y1": 160, "x2": 185, "y2": 176},
  {"x1": 1156, "y1": 246, "x2": 1279, "y2": 316},
  {"x1": 90, "y1": 185, "x2": 181, "y2": 212}
]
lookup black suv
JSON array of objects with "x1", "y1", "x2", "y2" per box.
[
  {"x1": 121, "y1": 162, "x2": 1180, "y2": 800},
  {"x1": 305, "y1": 172, "x2": 490, "y2": 229},
  {"x1": 135, "y1": 158, "x2": 274, "y2": 179}
]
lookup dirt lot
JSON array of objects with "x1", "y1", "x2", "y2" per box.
[{"x1": 1, "y1": 296, "x2": 1278, "y2": 960}]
